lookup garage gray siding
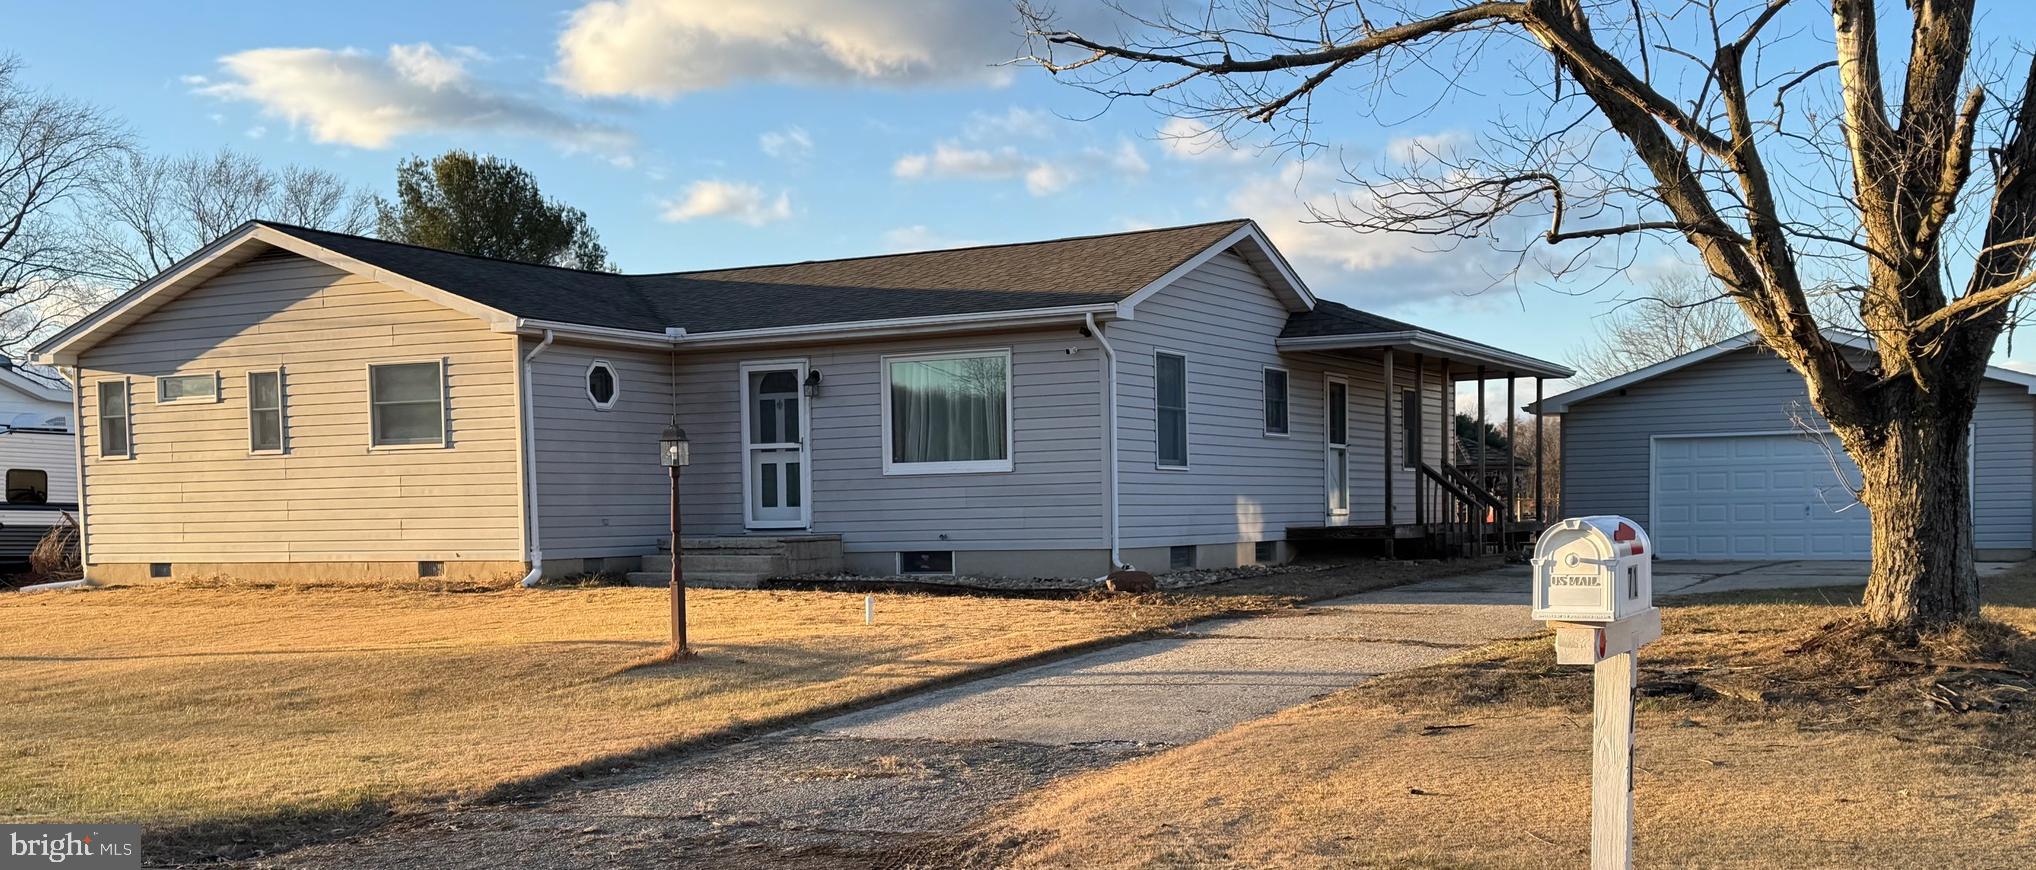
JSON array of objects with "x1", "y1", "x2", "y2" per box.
[{"x1": 1561, "y1": 345, "x2": 2035, "y2": 554}]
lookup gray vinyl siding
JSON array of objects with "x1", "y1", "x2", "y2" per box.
[
  {"x1": 531, "y1": 328, "x2": 1105, "y2": 559},
  {"x1": 1560, "y1": 345, "x2": 2035, "y2": 552},
  {"x1": 1973, "y1": 379, "x2": 2034, "y2": 552},
  {"x1": 529, "y1": 341, "x2": 676, "y2": 558},
  {"x1": 1109, "y1": 251, "x2": 1318, "y2": 548},
  {"x1": 1107, "y1": 250, "x2": 1458, "y2": 547}
]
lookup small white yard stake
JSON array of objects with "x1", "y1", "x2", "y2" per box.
[
  {"x1": 1591, "y1": 649, "x2": 1637, "y2": 870},
  {"x1": 865, "y1": 594, "x2": 874, "y2": 626}
]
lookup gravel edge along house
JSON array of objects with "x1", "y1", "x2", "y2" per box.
[{"x1": 32, "y1": 219, "x2": 1569, "y2": 586}]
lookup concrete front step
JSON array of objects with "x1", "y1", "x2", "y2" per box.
[
  {"x1": 641, "y1": 553, "x2": 780, "y2": 574},
  {"x1": 624, "y1": 570, "x2": 765, "y2": 590}
]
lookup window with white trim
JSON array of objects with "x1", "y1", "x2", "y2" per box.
[
  {"x1": 882, "y1": 349, "x2": 1012, "y2": 474},
  {"x1": 1155, "y1": 352, "x2": 1188, "y2": 468},
  {"x1": 157, "y1": 373, "x2": 218, "y2": 404},
  {"x1": 97, "y1": 380, "x2": 130, "y2": 458},
  {"x1": 1262, "y1": 367, "x2": 1289, "y2": 435},
  {"x1": 586, "y1": 360, "x2": 618, "y2": 409},
  {"x1": 368, "y1": 361, "x2": 446, "y2": 447},
  {"x1": 248, "y1": 370, "x2": 285, "y2": 453}
]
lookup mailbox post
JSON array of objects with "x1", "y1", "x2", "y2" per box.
[{"x1": 1531, "y1": 516, "x2": 1659, "y2": 870}]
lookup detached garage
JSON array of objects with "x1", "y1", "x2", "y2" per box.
[{"x1": 1538, "y1": 333, "x2": 2036, "y2": 561}]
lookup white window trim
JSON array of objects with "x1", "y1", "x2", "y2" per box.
[
  {"x1": 365, "y1": 358, "x2": 449, "y2": 450},
  {"x1": 1325, "y1": 373, "x2": 1351, "y2": 518},
  {"x1": 1155, "y1": 350, "x2": 1190, "y2": 470},
  {"x1": 96, "y1": 377, "x2": 133, "y2": 460},
  {"x1": 1262, "y1": 365, "x2": 1291, "y2": 437},
  {"x1": 156, "y1": 371, "x2": 221, "y2": 405},
  {"x1": 879, "y1": 347, "x2": 1016, "y2": 476},
  {"x1": 247, "y1": 368, "x2": 287, "y2": 456},
  {"x1": 585, "y1": 359, "x2": 620, "y2": 411}
]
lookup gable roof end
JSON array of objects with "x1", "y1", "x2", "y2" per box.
[{"x1": 1533, "y1": 330, "x2": 2036, "y2": 414}]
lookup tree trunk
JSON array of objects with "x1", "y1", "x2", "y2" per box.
[{"x1": 1852, "y1": 411, "x2": 1981, "y2": 628}]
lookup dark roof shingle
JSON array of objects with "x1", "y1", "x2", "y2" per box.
[{"x1": 263, "y1": 219, "x2": 1250, "y2": 335}]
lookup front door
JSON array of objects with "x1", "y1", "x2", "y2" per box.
[
  {"x1": 1325, "y1": 375, "x2": 1350, "y2": 519},
  {"x1": 742, "y1": 361, "x2": 810, "y2": 528}
]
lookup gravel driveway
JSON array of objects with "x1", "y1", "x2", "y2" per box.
[{"x1": 255, "y1": 568, "x2": 1538, "y2": 869}]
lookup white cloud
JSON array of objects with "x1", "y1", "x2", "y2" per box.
[
  {"x1": 659, "y1": 180, "x2": 793, "y2": 225},
  {"x1": 759, "y1": 126, "x2": 814, "y2": 160},
  {"x1": 1157, "y1": 117, "x2": 1252, "y2": 163},
  {"x1": 894, "y1": 139, "x2": 1144, "y2": 196},
  {"x1": 964, "y1": 107, "x2": 1055, "y2": 141},
  {"x1": 882, "y1": 225, "x2": 983, "y2": 252},
  {"x1": 1226, "y1": 164, "x2": 1537, "y2": 306},
  {"x1": 1384, "y1": 131, "x2": 1469, "y2": 164},
  {"x1": 554, "y1": 0, "x2": 1024, "y2": 98},
  {"x1": 195, "y1": 43, "x2": 632, "y2": 154}
]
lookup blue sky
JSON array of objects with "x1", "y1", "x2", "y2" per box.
[{"x1": 13, "y1": 0, "x2": 2036, "y2": 392}]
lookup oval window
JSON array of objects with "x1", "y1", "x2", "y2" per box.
[{"x1": 586, "y1": 361, "x2": 618, "y2": 409}]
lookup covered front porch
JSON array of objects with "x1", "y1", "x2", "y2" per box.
[{"x1": 1278, "y1": 328, "x2": 1571, "y2": 558}]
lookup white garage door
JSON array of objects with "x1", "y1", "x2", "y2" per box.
[{"x1": 1652, "y1": 433, "x2": 1871, "y2": 560}]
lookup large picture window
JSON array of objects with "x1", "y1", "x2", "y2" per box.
[
  {"x1": 1156, "y1": 352, "x2": 1188, "y2": 468},
  {"x1": 97, "y1": 380, "x2": 130, "y2": 458},
  {"x1": 882, "y1": 349, "x2": 1011, "y2": 474},
  {"x1": 368, "y1": 361, "x2": 446, "y2": 448}
]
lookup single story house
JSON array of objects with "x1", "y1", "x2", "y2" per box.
[
  {"x1": 33, "y1": 218, "x2": 1569, "y2": 584},
  {"x1": 1535, "y1": 332, "x2": 2036, "y2": 561}
]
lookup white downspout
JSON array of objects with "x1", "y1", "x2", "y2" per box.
[
  {"x1": 518, "y1": 329, "x2": 555, "y2": 587},
  {"x1": 1086, "y1": 313, "x2": 1124, "y2": 573}
]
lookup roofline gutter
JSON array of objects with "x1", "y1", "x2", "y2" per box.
[
  {"x1": 1276, "y1": 331, "x2": 1574, "y2": 380},
  {"x1": 504, "y1": 304, "x2": 1121, "y2": 351}
]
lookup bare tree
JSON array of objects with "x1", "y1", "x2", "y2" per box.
[
  {"x1": 1021, "y1": 0, "x2": 2036, "y2": 629},
  {"x1": 0, "y1": 57, "x2": 127, "y2": 355},
  {"x1": 1570, "y1": 271, "x2": 1746, "y2": 381},
  {"x1": 80, "y1": 148, "x2": 376, "y2": 286}
]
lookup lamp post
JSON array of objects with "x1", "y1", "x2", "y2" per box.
[{"x1": 659, "y1": 423, "x2": 692, "y2": 658}]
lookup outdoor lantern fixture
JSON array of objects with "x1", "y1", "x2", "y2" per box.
[
  {"x1": 660, "y1": 420, "x2": 693, "y2": 658},
  {"x1": 660, "y1": 423, "x2": 691, "y2": 468},
  {"x1": 803, "y1": 369, "x2": 823, "y2": 399}
]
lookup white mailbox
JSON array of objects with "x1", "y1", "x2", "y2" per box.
[{"x1": 1531, "y1": 516, "x2": 1653, "y2": 623}]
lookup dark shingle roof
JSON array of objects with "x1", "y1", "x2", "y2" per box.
[
  {"x1": 1279, "y1": 299, "x2": 1423, "y2": 338},
  {"x1": 262, "y1": 219, "x2": 1251, "y2": 335}
]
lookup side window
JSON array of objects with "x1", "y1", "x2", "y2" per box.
[
  {"x1": 1155, "y1": 352, "x2": 1188, "y2": 468},
  {"x1": 368, "y1": 361, "x2": 447, "y2": 448},
  {"x1": 1262, "y1": 367, "x2": 1289, "y2": 435},
  {"x1": 97, "y1": 380, "x2": 130, "y2": 458},
  {"x1": 5, "y1": 469, "x2": 47, "y2": 504},
  {"x1": 249, "y1": 370, "x2": 285, "y2": 453}
]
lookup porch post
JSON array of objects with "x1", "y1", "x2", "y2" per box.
[
  {"x1": 1382, "y1": 347, "x2": 1395, "y2": 529},
  {"x1": 1475, "y1": 364, "x2": 1487, "y2": 498},
  {"x1": 1505, "y1": 373, "x2": 1517, "y2": 528},
  {"x1": 1535, "y1": 377, "x2": 1546, "y2": 525},
  {"x1": 1413, "y1": 352, "x2": 1425, "y2": 527}
]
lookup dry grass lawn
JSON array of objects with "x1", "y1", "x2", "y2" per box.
[
  {"x1": 0, "y1": 580, "x2": 1275, "y2": 844},
  {"x1": 963, "y1": 569, "x2": 2036, "y2": 869}
]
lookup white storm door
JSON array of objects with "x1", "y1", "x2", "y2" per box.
[
  {"x1": 1326, "y1": 375, "x2": 1351, "y2": 518},
  {"x1": 741, "y1": 361, "x2": 810, "y2": 529}
]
